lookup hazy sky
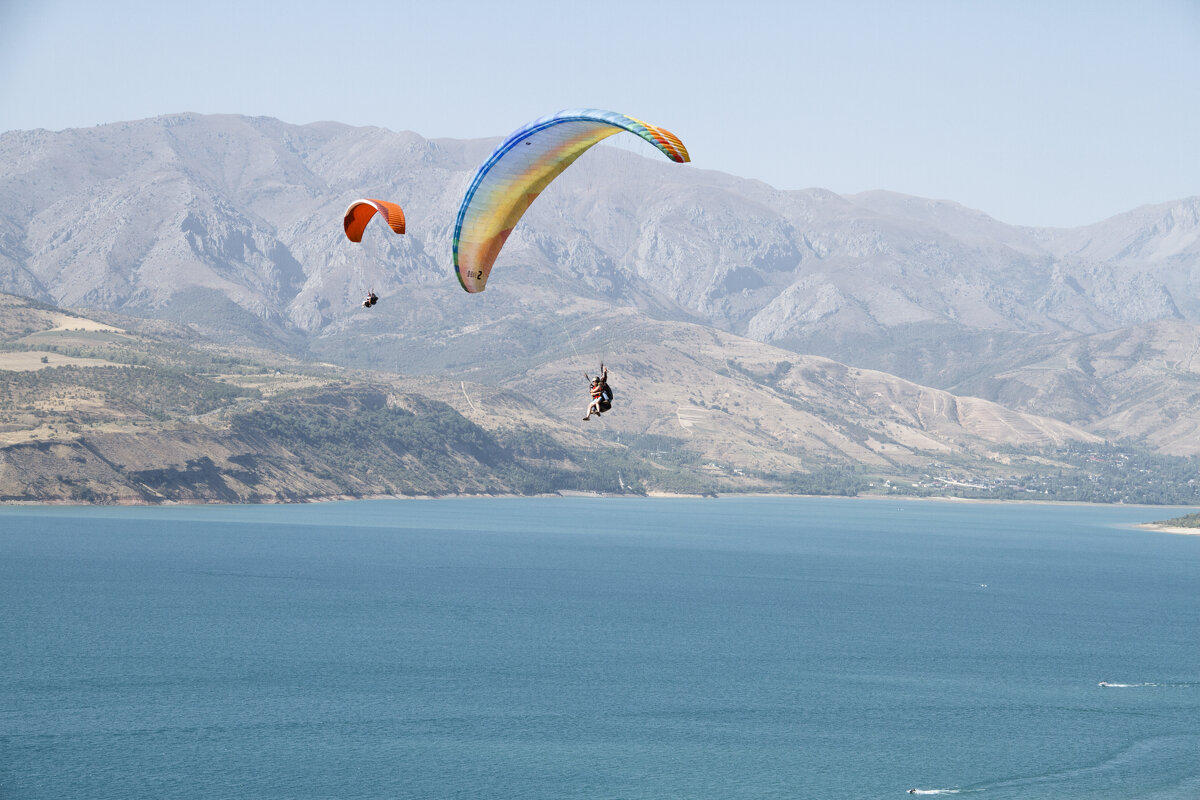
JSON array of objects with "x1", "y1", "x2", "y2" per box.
[{"x1": 2, "y1": 0, "x2": 1197, "y2": 227}]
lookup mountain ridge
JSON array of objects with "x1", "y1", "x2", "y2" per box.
[{"x1": 2, "y1": 112, "x2": 1199, "y2": 466}]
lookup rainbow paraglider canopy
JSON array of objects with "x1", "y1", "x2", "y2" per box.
[{"x1": 452, "y1": 108, "x2": 690, "y2": 293}]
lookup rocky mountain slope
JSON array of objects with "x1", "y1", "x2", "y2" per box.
[
  {"x1": 951, "y1": 318, "x2": 1200, "y2": 454},
  {"x1": 1, "y1": 113, "x2": 1198, "y2": 459},
  {"x1": 3, "y1": 115, "x2": 1197, "y2": 347},
  {"x1": 2, "y1": 293, "x2": 1130, "y2": 503}
]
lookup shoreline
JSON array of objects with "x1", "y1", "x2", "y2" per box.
[{"x1": 2, "y1": 490, "x2": 1199, "y2": 516}]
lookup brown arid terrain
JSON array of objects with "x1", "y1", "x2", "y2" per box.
[
  {"x1": 488, "y1": 305, "x2": 1099, "y2": 467},
  {"x1": 0, "y1": 294, "x2": 609, "y2": 502},
  {"x1": 952, "y1": 318, "x2": 1200, "y2": 455},
  {"x1": 2, "y1": 292, "x2": 1165, "y2": 505}
]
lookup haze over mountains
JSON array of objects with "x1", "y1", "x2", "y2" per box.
[{"x1": 2, "y1": 112, "x2": 1199, "y2": 475}]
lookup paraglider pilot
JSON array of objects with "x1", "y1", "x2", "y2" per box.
[
  {"x1": 583, "y1": 363, "x2": 611, "y2": 421},
  {"x1": 362, "y1": 289, "x2": 378, "y2": 308}
]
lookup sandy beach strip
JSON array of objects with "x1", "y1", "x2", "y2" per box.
[{"x1": 1137, "y1": 523, "x2": 1200, "y2": 536}]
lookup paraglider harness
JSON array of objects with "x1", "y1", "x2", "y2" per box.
[
  {"x1": 590, "y1": 372, "x2": 613, "y2": 414},
  {"x1": 362, "y1": 289, "x2": 378, "y2": 308}
]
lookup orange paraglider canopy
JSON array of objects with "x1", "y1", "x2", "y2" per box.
[{"x1": 343, "y1": 198, "x2": 406, "y2": 242}]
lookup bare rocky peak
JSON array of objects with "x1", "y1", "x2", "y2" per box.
[
  {"x1": 1, "y1": 113, "x2": 1196, "y2": 386},
  {"x1": 1042, "y1": 197, "x2": 1200, "y2": 263}
]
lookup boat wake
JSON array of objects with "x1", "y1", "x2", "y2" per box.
[
  {"x1": 1098, "y1": 680, "x2": 1200, "y2": 688},
  {"x1": 907, "y1": 790, "x2": 963, "y2": 795}
]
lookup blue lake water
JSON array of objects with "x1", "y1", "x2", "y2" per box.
[{"x1": 2, "y1": 497, "x2": 1199, "y2": 799}]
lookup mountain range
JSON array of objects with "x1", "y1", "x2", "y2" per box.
[{"x1": 2, "y1": 113, "x2": 1199, "y2": 501}]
